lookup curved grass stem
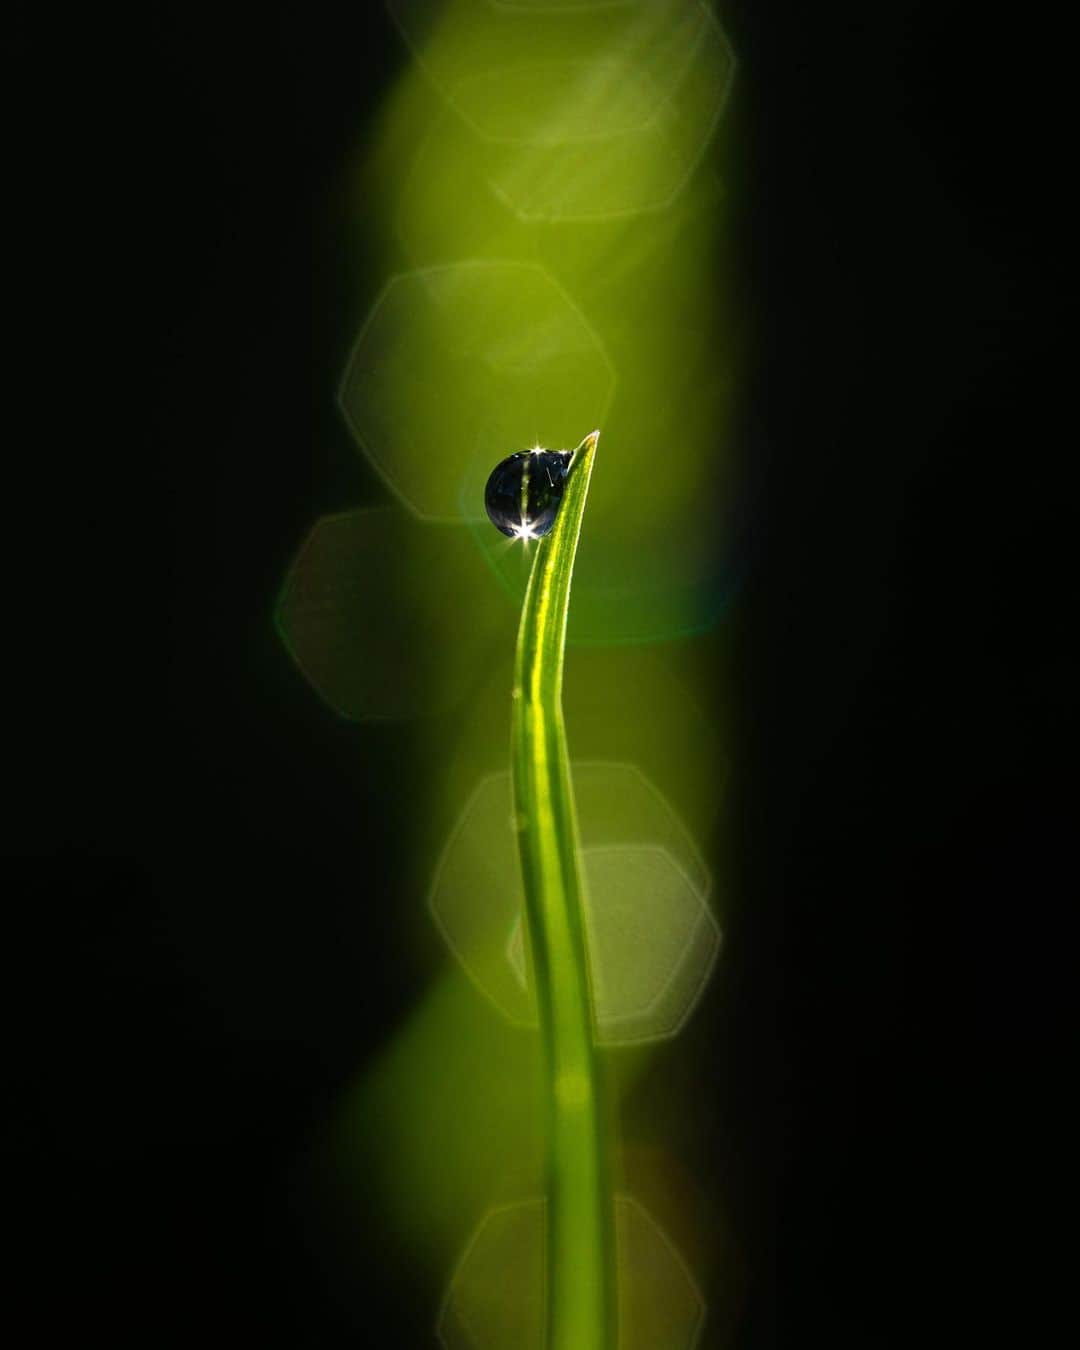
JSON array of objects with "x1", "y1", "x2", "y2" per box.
[{"x1": 511, "y1": 430, "x2": 615, "y2": 1350}]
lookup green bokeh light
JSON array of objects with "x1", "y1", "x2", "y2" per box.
[{"x1": 287, "y1": 0, "x2": 738, "y2": 1333}]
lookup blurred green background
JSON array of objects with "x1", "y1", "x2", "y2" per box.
[{"x1": 275, "y1": 3, "x2": 740, "y2": 1339}]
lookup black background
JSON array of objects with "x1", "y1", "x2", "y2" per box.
[{"x1": 7, "y1": 2, "x2": 1071, "y2": 1345}]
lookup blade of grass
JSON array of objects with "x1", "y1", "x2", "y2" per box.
[{"x1": 511, "y1": 430, "x2": 615, "y2": 1350}]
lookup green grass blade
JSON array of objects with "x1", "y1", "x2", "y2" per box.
[{"x1": 511, "y1": 430, "x2": 615, "y2": 1350}]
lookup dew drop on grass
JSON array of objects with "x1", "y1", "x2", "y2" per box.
[{"x1": 484, "y1": 449, "x2": 572, "y2": 540}]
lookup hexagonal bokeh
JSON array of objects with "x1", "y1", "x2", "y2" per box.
[
  {"x1": 507, "y1": 845, "x2": 720, "y2": 1042},
  {"x1": 429, "y1": 763, "x2": 719, "y2": 1044},
  {"x1": 438, "y1": 1195, "x2": 705, "y2": 1350},
  {"x1": 388, "y1": 0, "x2": 735, "y2": 220},
  {"x1": 275, "y1": 506, "x2": 511, "y2": 720},
  {"x1": 338, "y1": 262, "x2": 614, "y2": 521}
]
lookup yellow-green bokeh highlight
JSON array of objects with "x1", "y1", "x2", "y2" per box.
[
  {"x1": 306, "y1": 0, "x2": 737, "y2": 1338},
  {"x1": 429, "y1": 763, "x2": 719, "y2": 1041},
  {"x1": 338, "y1": 262, "x2": 615, "y2": 524},
  {"x1": 439, "y1": 1195, "x2": 705, "y2": 1350},
  {"x1": 348, "y1": 0, "x2": 739, "y2": 646}
]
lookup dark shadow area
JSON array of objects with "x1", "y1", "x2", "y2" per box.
[
  {"x1": 713, "y1": 2, "x2": 1071, "y2": 1346},
  {"x1": 7, "y1": 3, "x2": 434, "y2": 1345}
]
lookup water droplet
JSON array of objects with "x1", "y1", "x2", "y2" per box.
[{"x1": 484, "y1": 449, "x2": 571, "y2": 540}]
